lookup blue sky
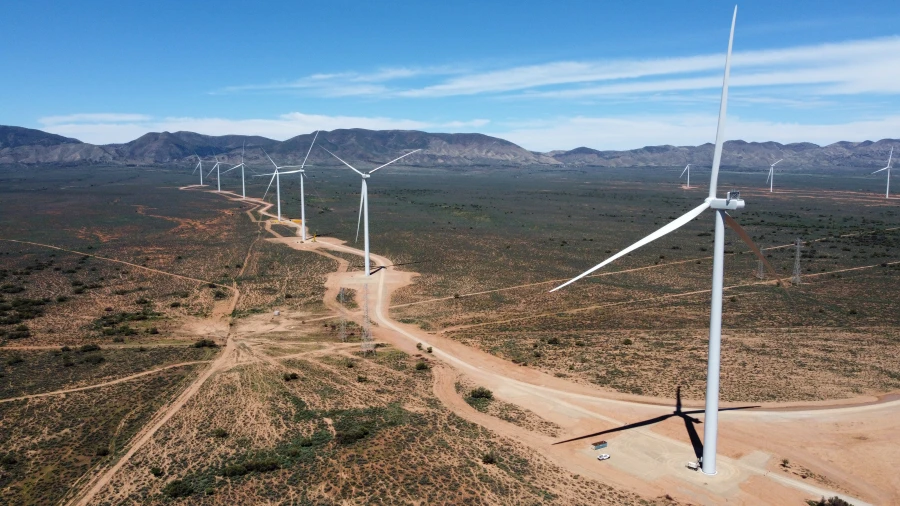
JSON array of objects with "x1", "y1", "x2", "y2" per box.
[{"x1": 2, "y1": 0, "x2": 899, "y2": 151}]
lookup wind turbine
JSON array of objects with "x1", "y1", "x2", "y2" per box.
[
  {"x1": 257, "y1": 150, "x2": 304, "y2": 221},
  {"x1": 206, "y1": 154, "x2": 224, "y2": 192},
  {"x1": 222, "y1": 142, "x2": 247, "y2": 198},
  {"x1": 680, "y1": 164, "x2": 692, "y2": 188},
  {"x1": 765, "y1": 159, "x2": 783, "y2": 193},
  {"x1": 872, "y1": 147, "x2": 894, "y2": 199},
  {"x1": 551, "y1": 7, "x2": 760, "y2": 477},
  {"x1": 321, "y1": 147, "x2": 420, "y2": 276},
  {"x1": 191, "y1": 154, "x2": 205, "y2": 186},
  {"x1": 296, "y1": 131, "x2": 320, "y2": 241}
]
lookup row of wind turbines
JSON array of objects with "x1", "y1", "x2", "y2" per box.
[
  {"x1": 183, "y1": 5, "x2": 890, "y2": 480},
  {"x1": 680, "y1": 147, "x2": 895, "y2": 198}
]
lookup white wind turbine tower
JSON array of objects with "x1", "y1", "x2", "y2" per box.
[
  {"x1": 552, "y1": 7, "x2": 759, "y2": 476},
  {"x1": 321, "y1": 147, "x2": 421, "y2": 276},
  {"x1": 206, "y1": 154, "x2": 225, "y2": 192},
  {"x1": 872, "y1": 147, "x2": 894, "y2": 198},
  {"x1": 322, "y1": 145, "x2": 421, "y2": 353},
  {"x1": 765, "y1": 158, "x2": 783, "y2": 193},
  {"x1": 191, "y1": 154, "x2": 206, "y2": 186},
  {"x1": 257, "y1": 150, "x2": 305, "y2": 221},
  {"x1": 222, "y1": 142, "x2": 247, "y2": 198},
  {"x1": 680, "y1": 164, "x2": 692, "y2": 188},
  {"x1": 296, "y1": 131, "x2": 320, "y2": 241}
]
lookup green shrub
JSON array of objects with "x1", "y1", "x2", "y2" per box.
[
  {"x1": 335, "y1": 427, "x2": 370, "y2": 445},
  {"x1": 96, "y1": 447, "x2": 109, "y2": 457},
  {"x1": 547, "y1": 336, "x2": 560, "y2": 345},
  {"x1": 212, "y1": 428, "x2": 228, "y2": 438},
  {"x1": 807, "y1": 497, "x2": 854, "y2": 506},
  {"x1": 415, "y1": 361, "x2": 429, "y2": 371},
  {"x1": 283, "y1": 372, "x2": 299, "y2": 381},
  {"x1": 482, "y1": 452, "x2": 497, "y2": 464},
  {"x1": 193, "y1": 339, "x2": 217, "y2": 348},
  {"x1": 623, "y1": 338, "x2": 633, "y2": 345},
  {"x1": 470, "y1": 387, "x2": 493, "y2": 400},
  {"x1": 78, "y1": 344, "x2": 101, "y2": 353},
  {"x1": 162, "y1": 480, "x2": 193, "y2": 498},
  {"x1": 222, "y1": 459, "x2": 280, "y2": 477},
  {"x1": 84, "y1": 355, "x2": 105, "y2": 365}
]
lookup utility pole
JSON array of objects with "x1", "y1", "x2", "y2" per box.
[
  {"x1": 792, "y1": 238, "x2": 802, "y2": 285},
  {"x1": 756, "y1": 244, "x2": 766, "y2": 279},
  {"x1": 362, "y1": 283, "x2": 374, "y2": 354},
  {"x1": 338, "y1": 288, "x2": 347, "y2": 343}
]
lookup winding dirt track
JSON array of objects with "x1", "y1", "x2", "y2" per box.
[
  {"x1": 43, "y1": 187, "x2": 898, "y2": 505},
  {"x1": 0, "y1": 361, "x2": 211, "y2": 404}
]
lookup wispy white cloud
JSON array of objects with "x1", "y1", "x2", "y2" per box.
[
  {"x1": 39, "y1": 113, "x2": 152, "y2": 125},
  {"x1": 214, "y1": 65, "x2": 465, "y2": 96},
  {"x1": 37, "y1": 111, "x2": 490, "y2": 144},
  {"x1": 214, "y1": 36, "x2": 900, "y2": 103}
]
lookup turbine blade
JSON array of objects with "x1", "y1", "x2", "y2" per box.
[
  {"x1": 262, "y1": 171, "x2": 277, "y2": 200},
  {"x1": 356, "y1": 184, "x2": 365, "y2": 242},
  {"x1": 222, "y1": 164, "x2": 241, "y2": 174},
  {"x1": 192, "y1": 161, "x2": 200, "y2": 175},
  {"x1": 889, "y1": 147, "x2": 894, "y2": 168},
  {"x1": 872, "y1": 167, "x2": 889, "y2": 174},
  {"x1": 301, "y1": 130, "x2": 319, "y2": 169},
  {"x1": 277, "y1": 169, "x2": 304, "y2": 174},
  {"x1": 206, "y1": 166, "x2": 217, "y2": 177},
  {"x1": 551, "y1": 201, "x2": 711, "y2": 292},
  {"x1": 368, "y1": 149, "x2": 422, "y2": 173},
  {"x1": 680, "y1": 164, "x2": 689, "y2": 178},
  {"x1": 707, "y1": 6, "x2": 737, "y2": 199},
  {"x1": 765, "y1": 169, "x2": 772, "y2": 183},
  {"x1": 321, "y1": 147, "x2": 365, "y2": 176},
  {"x1": 262, "y1": 149, "x2": 279, "y2": 169},
  {"x1": 722, "y1": 213, "x2": 779, "y2": 280},
  {"x1": 772, "y1": 159, "x2": 783, "y2": 167}
]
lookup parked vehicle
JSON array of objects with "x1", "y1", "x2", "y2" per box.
[{"x1": 597, "y1": 454, "x2": 610, "y2": 461}]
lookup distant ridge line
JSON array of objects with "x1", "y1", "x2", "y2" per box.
[{"x1": 0, "y1": 124, "x2": 896, "y2": 169}]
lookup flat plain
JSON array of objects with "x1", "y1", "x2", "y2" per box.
[{"x1": 0, "y1": 163, "x2": 897, "y2": 505}]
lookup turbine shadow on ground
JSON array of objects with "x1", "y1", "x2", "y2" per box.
[{"x1": 554, "y1": 387, "x2": 759, "y2": 459}]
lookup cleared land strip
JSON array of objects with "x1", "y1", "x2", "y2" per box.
[
  {"x1": 442, "y1": 259, "x2": 900, "y2": 333},
  {"x1": 391, "y1": 225, "x2": 900, "y2": 309},
  {"x1": 0, "y1": 361, "x2": 211, "y2": 404},
  {"x1": 0, "y1": 238, "x2": 236, "y2": 292}
]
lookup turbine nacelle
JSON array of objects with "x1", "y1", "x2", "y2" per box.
[{"x1": 708, "y1": 192, "x2": 744, "y2": 211}]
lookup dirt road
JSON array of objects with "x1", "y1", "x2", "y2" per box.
[{"x1": 60, "y1": 188, "x2": 898, "y2": 505}]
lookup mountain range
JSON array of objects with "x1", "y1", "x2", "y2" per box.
[{"x1": 0, "y1": 125, "x2": 896, "y2": 170}]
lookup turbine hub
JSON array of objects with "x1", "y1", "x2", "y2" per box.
[
  {"x1": 362, "y1": 173, "x2": 371, "y2": 179},
  {"x1": 708, "y1": 192, "x2": 745, "y2": 210}
]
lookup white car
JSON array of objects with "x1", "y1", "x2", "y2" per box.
[{"x1": 597, "y1": 454, "x2": 610, "y2": 461}]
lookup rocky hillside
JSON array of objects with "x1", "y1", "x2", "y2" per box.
[
  {"x1": 0, "y1": 124, "x2": 896, "y2": 169},
  {"x1": 551, "y1": 139, "x2": 898, "y2": 169}
]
